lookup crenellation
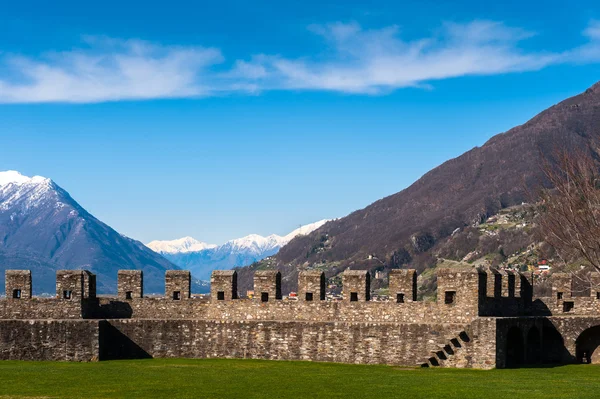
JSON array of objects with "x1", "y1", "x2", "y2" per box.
[
  {"x1": 5, "y1": 270, "x2": 32, "y2": 300},
  {"x1": 211, "y1": 270, "x2": 238, "y2": 301},
  {"x1": 1, "y1": 266, "x2": 600, "y2": 368},
  {"x1": 388, "y1": 269, "x2": 416, "y2": 302},
  {"x1": 165, "y1": 270, "x2": 191, "y2": 300},
  {"x1": 519, "y1": 271, "x2": 533, "y2": 302},
  {"x1": 298, "y1": 271, "x2": 325, "y2": 301},
  {"x1": 552, "y1": 273, "x2": 572, "y2": 300},
  {"x1": 436, "y1": 268, "x2": 485, "y2": 317},
  {"x1": 342, "y1": 270, "x2": 370, "y2": 302},
  {"x1": 56, "y1": 270, "x2": 85, "y2": 300},
  {"x1": 505, "y1": 270, "x2": 516, "y2": 298},
  {"x1": 83, "y1": 270, "x2": 97, "y2": 299},
  {"x1": 118, "y1": 270, "x2": 144, "y2": 300},
  {"x1": 253, "y1": 270, "x2": 281, "y2": 301}
]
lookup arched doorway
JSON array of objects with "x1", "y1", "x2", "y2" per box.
[
  {"x1": 506, "y1": 326, "x2": 524, "y2": 367},
  {"x1": 526, "y1": 326, "x2": 541, "y2": 365},
  {"x1": 542, "y1": 326, "x2": 565, "y2": 364},
  {"x1": 576, "y1": 326, "x2": 600, "y2": 364}
]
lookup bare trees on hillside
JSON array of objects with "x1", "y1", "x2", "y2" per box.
[{"x1": 537, "y1": 149, "x2": 600, "y2": 295}]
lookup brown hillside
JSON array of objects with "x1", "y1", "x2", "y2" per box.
[{"x1": 238, "y1": 81, "x2": 600, "y2": 293}]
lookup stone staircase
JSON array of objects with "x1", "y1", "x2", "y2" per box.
[{"x1": 418, "y1": 330, "x2": 471, "y2": 368}]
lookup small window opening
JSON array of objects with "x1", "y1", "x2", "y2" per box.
[
  {"x1": 173, "y1": 291, "x2": 181, "y2": 300},
  {"x1": 305, "y1": 292, "x2": 314, "y2": 301},
  {"x1": 12, "y1": 289, "x2": 21, "y2": 299},
  {"x1": 557, "y1": 292, "x2": 564, "y2": 300},
  {"x1": 261, "y1": 292, "x2": 269, "y2": 302},
  {"x1": 397, "y1": 293, "x2": 405, "y2": 303},
  {"x1": 63, "y1": 290, "x2": 72, "y2": 299},
  {"x1": 217, "y1": 291, "x2": 225, "y2": 300},
  {"x1": 350, "y1": 292, "x2": 359, "y2": 302},
  {"x1": 125, "y1": 291, "x2": 133, "y2": 300},
  {"x1": 444, "y1": 291, "x2": 456, "y2": 304},
  {"x1": 596, "y1": 292, "x2": 600, "y2": 300},
  {"x1": 563, "y1": 301, "x2": 574, "y2": 312}
]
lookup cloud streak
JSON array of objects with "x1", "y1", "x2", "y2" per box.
[
  {"x1": 0, "y1": 38, "x2": 224, "y2": 103},
  {"x1": 0, "y1": 20, "x2": 599, "y2": 103}
]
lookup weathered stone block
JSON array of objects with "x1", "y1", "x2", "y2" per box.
[
  {"x1": 437, "y1": 268, "x2": 485, "y2": 313},
  {"x1": 298, "y1": 271, "x2": 325, "y2": 301},
  {"x1": 56, "y1": 270, "x2": 85, "y2": 300},
  {"x1": 552, "y1": 273, "x2": 572, "y2": 300},
  {"x1": 165, "y1": 270, "x2": 190, "y2": 300},
  {"x1": 388, "y1": 269, "x2": 416, "y2": 302},
  {"x1": 5, "y1": 270, "x2": 32, "y2": 300},
  {"x1": 342, "y1": 270, "x2": 370, "y2": 302},
  {"x1": 253, "y1": 271, "x2": 281, "y2": 301},
  {"x1": 118, "y1": 270, "x2": 143, "y2": 300},
  {"x1": 211, "y1": 270, "x2": 238, "y2": 301}
]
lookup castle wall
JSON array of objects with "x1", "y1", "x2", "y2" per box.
[
  {"x1": 0, "y1": 298, "x2": 93, "y2": 319},
  {"x1": 0, "y1": 320, "x2": 99, "y2": 361},
  {"x1": 94, "y1": 296, "x2": 481, "y2": 324},
  {"x1": 4, "y1": 267, "x2": 598, "y2": 368},
  {"x1": 101, "y1": 318, "x2": 470, "y2": 366}
]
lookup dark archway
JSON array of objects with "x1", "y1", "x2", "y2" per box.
[
  {"x1": 542, "y1": 326, "x2": 565, "y2": 364},
  {"x1": 576, "y1": 326, "x2": 600, "y2": 364},
  {"x1": 506, "y1": 326, "x2": 524, "y2": 367},
  {"x1": 526, "y1": 326, "x2": 541, "y2": 365}
]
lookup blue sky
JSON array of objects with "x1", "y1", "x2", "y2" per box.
[{"x1": 1, "y1": 0, "x2": 600, "y2": 244}]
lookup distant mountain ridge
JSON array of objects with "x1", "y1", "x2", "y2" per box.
[
  {"x1": 147, "y1": 220, "x2": 330, "y2": 279},
  {"x1": 236, "y1": 80, "x2": 600, "y2": 294},
  {"x1": 0, "y1": 170, "x2": 182, "y2": 294},
  {"x1": 146, "y1": 237, "x2": 217, "y2": 254}
]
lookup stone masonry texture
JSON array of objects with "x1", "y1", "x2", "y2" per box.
[{"x1": 1, "y1": 268, "x2": 600, "y2": 368}]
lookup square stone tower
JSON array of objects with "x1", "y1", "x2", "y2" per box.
[
  {"x1": 5, "y1": 270, "x2": 32, "y2": 299},
  {"x1": 118, "y1": 270, "x2": 144, "y2": 300},
  {"x1": 436, "y1": 268, "x2": 485, "y2": 312},
  {"x1": 56, "y1": 270, "x2": 85, "y2": 300},
  {"x1": 253, "y1": 270, "x2": 281, "y2": 302},
  {"x1": 342, "y1": 270, "x2": 370, "y2": 302},
  {"x1": 211, "y1": 270, "x2": 238, "y2": 301},
  {"x1": 165, "y1": 270, "x2": 191, "y2": 300},
  {"x1": 552, "y1": 273, "x2": 572, "y2": 300},
  {"x1": 298, "y1": 271, "x2": 325, "y2": 301},
  {"x1": 388, "y1": 269, "x2": 416, "y2": 303}
]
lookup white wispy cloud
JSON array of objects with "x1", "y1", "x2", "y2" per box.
[
  {"x1": 0, "y1": 37, "x2": 224, "y2": 103},
  {"x1": 0, "y1": 20, "x2": 599, "y2": 103}
]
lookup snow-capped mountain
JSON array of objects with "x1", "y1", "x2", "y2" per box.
[
  {"x1": 146, "y1": 236, "x2": 217, "y2": 254},
  {"x1": 147, "y1": 219, "x2": 330, "y2": 280},
  {"x1": 0, "y1": 170, "x2": 183, "y2": 294}
]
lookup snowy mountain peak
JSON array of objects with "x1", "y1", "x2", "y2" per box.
[
  {"x1": 146, "y1": 236, "x2": 217, "y2": 254},
  {"x1": 148, "y1": 219, "x2": 332, "y2": 279},
  {"x1": 0, "y1": 171, "x2": 50, "y2": 187},
  {"x1": 282, "y1": 219, "x2": 330, "y2": 242},
  {"x1": 0, "y1": 171, "x2": 56, "y2": 212}
]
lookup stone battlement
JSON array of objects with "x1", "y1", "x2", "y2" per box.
[
  {"x1": 2, "y1": 267, "x2": 600, "y2": 369},
  {"x1": 0, "y1": 267, "x2": 533, "y2": 322}
]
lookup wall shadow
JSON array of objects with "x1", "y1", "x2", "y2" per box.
[
  {"x1": 98, "y1": 321, "x2": 151, "y2": 360},
  {"x1": 498, "y1": 316, "x2": 574, "y2": 369},
  {"x1": 94, "y1": 301, "x2": 134, "y2": 319}
]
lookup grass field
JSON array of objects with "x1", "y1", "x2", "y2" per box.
[{"x1": 0, "y1": 359, "x2": 597, "y2": 398}]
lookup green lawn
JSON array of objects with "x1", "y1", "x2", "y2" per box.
[{"x1": 0, "y1": 359, "x2": 596, "y2": 399}]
